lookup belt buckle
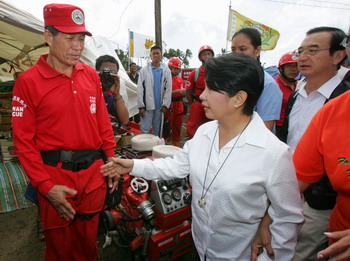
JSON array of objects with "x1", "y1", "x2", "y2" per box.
[{"x1": 60, "y1": 150, "x2": 74, "y2": 162}]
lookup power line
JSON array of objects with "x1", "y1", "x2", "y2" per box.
[
  {"x1": 262, "y1": 0, "x2": 350, "y2": 10},
  {"x1": 107, "y1": 0, "x2": 135, "y2": 38},
  {"x1": 305, "y1": 0, "x2": 350, "y2": 6}
]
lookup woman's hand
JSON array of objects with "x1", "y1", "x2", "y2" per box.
[
  {"x1": 102, "y1": 157, "x2": 134, "y2": 193},
  {"x1": 317, "y1": 229, "x2": 350, "y2": 261},
  {"x1": 101, "y1": 157, "x2": 134, "y2": 178}
]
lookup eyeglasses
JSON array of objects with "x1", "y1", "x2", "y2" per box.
[
  {"x1": 341, "y1": 35, "x2": 350, "y2": 48},
  {"x1": 295, "y1": 48, "x2": 330, "y2": 57}
]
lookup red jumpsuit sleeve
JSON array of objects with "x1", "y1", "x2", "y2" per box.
[
  {"x1": 293, "y1": 110, "x2": 325, "y2": 184},
  {"x1": 12, "y1": 76, "x2": 55, "y2": 195},
  {"x1": 185, "y1": 69, "x2": 195, "y2": 91},
  {"x1": 93, "y1": 72, "x2": 116, "y2": 157},
  {"x1": 172, "y1": 77, "x2": 185, "y2": 99}
]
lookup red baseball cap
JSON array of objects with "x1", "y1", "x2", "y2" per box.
[{"x1": 43, "y1": 4, "x2": 92, "y2": 36}]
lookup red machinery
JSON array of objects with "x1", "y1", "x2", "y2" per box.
[{"x1": 101, "y1": 160, "x2": 193, "y2": 260}]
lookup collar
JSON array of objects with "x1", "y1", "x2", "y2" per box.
[
  {"x1": 36, "y1": 54, "x2": 85, "y2": 79},
  {"x1": 150, "y1": 62, "x2": 163, "y2": 70},
  {"x1": 201, "y1": 112, "x2": 267, "y2": 149},
  {"x1": 276, "y1": 75, "x2": 296, "y2": 90},
  {"x1": 298, "y1": 74, "x2": 341, "y2": 99}
]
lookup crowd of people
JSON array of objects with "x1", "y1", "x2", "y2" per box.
[{"x1": 10, "y1": 2, "x2": 350, "y2": 261}]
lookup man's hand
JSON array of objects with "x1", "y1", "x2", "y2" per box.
[
  {"x1": 101, "y1": 158, "x2": 134, "y2": 191},
  {"x1": 110, "y1": 73, "x2": 121, "y2": 97},
  {"x1": 45, "y1": 185, "x2": 77, "y2": 221},
  {"x1": 161, "y1": 106, "x2": 168, "y2": 114},
  {"x1": 139, "y1": 108, "x2": 145, "y2": 117},
  {"x1": 317, "y1": 229, "x2": 350, "y2": 261},
  {"x1": 251, "y1": 213, "x2": 274, "y2": 261}
]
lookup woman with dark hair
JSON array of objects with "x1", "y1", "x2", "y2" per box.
[
  {"x1": 101, "y1": 53, "x2": 304, "y2": 260},
  {"x1": 231, "y1": 28, "x2": 283, "y2": 131}
]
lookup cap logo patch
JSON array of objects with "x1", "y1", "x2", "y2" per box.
[{"x1": 71, "y1": 9, "x2": 84, "y2": 25}]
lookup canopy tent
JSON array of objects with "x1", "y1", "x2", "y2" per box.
[
  {"x1": 0, "y1": 1, "x2": 48, "y2": 77},
  {"x1": 0, "y1": 1, "x2": 138, "y2": 116}
]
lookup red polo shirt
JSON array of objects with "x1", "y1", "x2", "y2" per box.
[
  {"x1": 275, "y1": 75, "x2": 296, "y2": 126},
  {"x1": 12, "y1": 54, "x2": 115, "y2": 195},
  {"x1": 294, "y1": 91, "x2": 350, "y2": 234}
]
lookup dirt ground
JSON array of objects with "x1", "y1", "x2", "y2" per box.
[{"x1": 0, "y1": 205, "x2": 193, "y2": 261}]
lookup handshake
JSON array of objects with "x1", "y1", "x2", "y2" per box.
[{"x1": 101, "y1": 157, "x2": 134, "y2": 192}]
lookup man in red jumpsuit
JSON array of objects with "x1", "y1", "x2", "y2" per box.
[
  {"x1": 12, "y1": 4, "x2": 117, "y2": 261},
  {"x1": 167, "y1": 57, "x2": 186, "y2": 147},
  {"x1": 185, "y1": 45, "x2": 214, "y2": 139},
  {"x1": 275, "y1": 52, "x2": 299, "y2": 139}
]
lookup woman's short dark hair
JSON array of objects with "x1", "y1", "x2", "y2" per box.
[
  {"x1": 95, "y1": 55, "x2": 119, "y2": 71},
  {"x1": 204, "y1": 53, "x2": 264, "y2": 116},
  {"x1": 232, "y1": 28, "x2": 262, "y2": 49}
]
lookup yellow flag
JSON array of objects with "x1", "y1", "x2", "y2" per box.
[{"x1": 227, "y1": 9, "x2": 280, "y2": 50}]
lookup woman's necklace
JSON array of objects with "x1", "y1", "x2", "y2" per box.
[{"x1": 198, "y1": 119, "x2": 251, "y2": 208}]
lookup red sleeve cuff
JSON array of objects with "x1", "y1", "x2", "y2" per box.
[
  {"x1": 104, "y1": 148, "x2": 115, "y2": 158},
  {"x1": 37, "y1": 180, "x2": 55, "y2": 196}
]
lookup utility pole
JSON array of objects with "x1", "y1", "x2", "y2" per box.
[{"x1": 155, "y1": 0, "x2": 162, "y2": 51}]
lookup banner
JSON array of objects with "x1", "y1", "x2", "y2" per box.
[
  {"x1": 227, "y1": 9, "x2": 280, "y2": 50},
  {"x1": 129, "y1": 31, "x2": 155, "y2": 58}
]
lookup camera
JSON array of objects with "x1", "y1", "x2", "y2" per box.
[{"x1": 99, "y1": 67, "x2": 115, "y2": 90}]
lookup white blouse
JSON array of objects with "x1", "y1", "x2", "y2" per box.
[{"x1": 132, "y1": 112, "x2": 304, "y2": 260}]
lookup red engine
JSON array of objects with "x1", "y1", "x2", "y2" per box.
[{"x1": 101, "y1": 169, "x2": 193, "y2": 260}]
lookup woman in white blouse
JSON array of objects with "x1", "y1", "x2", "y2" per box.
[{"x1": 101, "y1": 53, "x2": 304, "y2": 261}]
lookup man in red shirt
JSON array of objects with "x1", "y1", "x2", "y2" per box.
[
  {"x1": 167, "y1": 57, "x2": 186, "y2": 146},
  {"x1": 275, "y1": 52, "x2": 299, "y2": 139},
  {"x1": 185, "y1": 45, "x2": 214, "y2": 139},
  {"x1": 12, "y1": 4, "x2": 117, "y2": 260}
]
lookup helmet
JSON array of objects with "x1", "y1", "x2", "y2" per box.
[
  {"x1": 198, "y1": 45, "x2": 214, "y2": 60},
  {"x1": 168, "y1": 57, "x2": 182, "y2": 69},
  {"x1": 278, "y1": 52, "x2": 298, "y2": 68}
]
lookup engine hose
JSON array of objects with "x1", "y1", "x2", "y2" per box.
[
  {"x1": 119, "y1": 216, "x2": 142, "y2": 222},
  {"x1": 118, "y1": 203, "x2": 142, "y2": 221},
  {"x1": 142, "y1": 228, "x2": 152, "y2": 256}
]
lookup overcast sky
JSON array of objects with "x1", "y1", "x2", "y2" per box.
[{"x1": 4, "y1": 0, "x2": 350, "y2": 68}]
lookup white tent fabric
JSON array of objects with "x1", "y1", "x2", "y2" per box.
[
  {"x1": 81, "y1": 36, "x2": 138, "y2": 117},
  {"x1": 0, "y1": 1, "x2": 138, "y2": 116}
]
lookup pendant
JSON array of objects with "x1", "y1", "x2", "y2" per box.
[{"x1": 198, "y1": 198, "x2": 206, "y2": 208}]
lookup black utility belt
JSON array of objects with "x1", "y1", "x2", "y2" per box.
[
  {"x1": 40, "y1": 149, "x2": 104, "y2": 172},
  {"x1": 191, "y1": 93, "x2": 202, "y2": 103},
  {"x1": 172, "y1": 97, "x2": 183, "y2": 102}
]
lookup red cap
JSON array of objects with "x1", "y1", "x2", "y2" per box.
[{"x1": 43, "y1": 4, "x2": 92, "y2": 36}]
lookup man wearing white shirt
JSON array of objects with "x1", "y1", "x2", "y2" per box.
[{"x1": 280, "y1": 27, "x2": 347, "y2": 261}]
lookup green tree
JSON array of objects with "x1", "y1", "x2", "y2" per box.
[
  {"x1": 217, "y1": 48, "x2": 228, "y2": 57},
  {"x1": 163, "y1": 48, "x2": 193, "y2": 68},
  {"x1": 115, "y1": 49, "x2": 131, "y2": 71}
]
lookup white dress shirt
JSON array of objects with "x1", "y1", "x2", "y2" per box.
[
  {"x1": 287, "y1": 75, "x2": 341, "y2": 152},
  {"x1": 132, "y1": 112, "x2": 304, "y2": 260}
]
